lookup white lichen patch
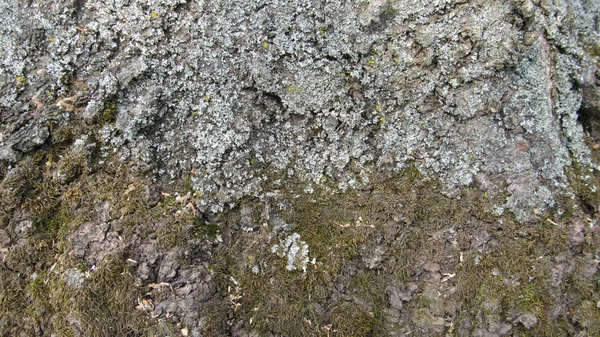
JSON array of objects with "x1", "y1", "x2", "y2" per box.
[
  {"x1": 64, "y1": 268, "x2": 87, "y2": 288},
  {"x1": 271, "y1": 233, "x2": 310, "y2": 272}
]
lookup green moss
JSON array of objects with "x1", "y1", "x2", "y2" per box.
[
  {"x1": 1, "y1": 249, "x2": 178, "y2": 337},
  {"x1": 573, "y1": 300, "x2": 600, "y2": 336},
  {"x1": 154, "y1": 190, "x2": 220, "y2": 250},
  {"x1": 0, "y1": 235, "x2": 62, "y2": 334},
  {"x1": 331, "y1": 302, "x2": 383, "y2": 337},
  {"x1": 67, "y1": 256, "x2": 149, "y2": 335},
  {"x1": 285, "y1": 193, "x2": 370, "y2": 274},
  {"x1": 454, "y1": 221, "x2": 574, "y2": 335},
  {"x1": 154, "y1": 215, "x2": 215, "y2": 250},
  {"x1": 387, "y1": 229, "x2": 427, "y2": 281},
  {"x1": 0, "y1": 146, "x2": 175, "y2": 334},
  {"x1": 566, "y1": 163, "x2": 600, "y2": 210},
  {"x1": 458, "y1": 244, "x2": 590, "y2": 336},
  {"x1": 339, "y1": 272, "x2": 387, "y2": 335},
  {"x1": 583, "y1": 43, "x2": 600, "y2": 67},
  {"x1": 228, "y1": 258, "x2": 327, "y2": 335},
  {"x1": 348, "y1": 271, "x2": 386, "y2": 303},
  {"x1": 285, "y1": 85, "x2": 301, "y2": 93},
  {"x1": 3, "y1": 154, "x2": 43, "y2": 195},
  {"x1": 216, "y1": 166, "x2": 513, "y2": 336},
  {"x1": 566, "y1": 257, "x2": 599, "y2": 302},
  {"x1": 0, "y1": 264, "x2": 27, "y2": 333},
  {"x1": 57, "y1": 151, "x2": 87, "y2": 183},
  {"x1": 51, "y1": 125, "x2": 77, "y2": 145},
  {"x1": 98, "y1": 101, "x2": 118, "y2": 126}
]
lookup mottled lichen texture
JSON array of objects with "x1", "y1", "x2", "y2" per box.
[
  {"x1": 1, "y1": 0, "x2": 597, "y2": 219},
  {"x1": 1, "y1": 0, "x2": 600, "y2": 336}
]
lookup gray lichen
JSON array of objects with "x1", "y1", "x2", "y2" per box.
[
  {"x1": 271, "y1": 232, "x2": 310, "y2": 272},
  {"x1": 2, "y1": 0, "x2": 598, "y2": 221}
]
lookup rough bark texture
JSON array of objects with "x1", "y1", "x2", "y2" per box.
[{"x1": 1, "y1": 0, "x2": 600, "y2": 336}]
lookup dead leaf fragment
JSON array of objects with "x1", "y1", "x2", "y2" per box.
[
  {"x1": 135, "y1": 298, "x2": 154, "y2": 312},
  {"x1": 148, "y1": 282, "x2": 173, "y2": 291},
  {"x1": 57, "y1": 96, "x2": 78, "y2": 112},
  {"x1": 516, "y1": 140, "x2": 530, "y2": 152}
]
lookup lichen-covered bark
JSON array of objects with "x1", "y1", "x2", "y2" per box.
[
  {"x1": 1, "y1": 0, "x2": 597, "y2": 216},
  {"x1": 1, "y1": 0, "x2": 600, "y2": 336}
]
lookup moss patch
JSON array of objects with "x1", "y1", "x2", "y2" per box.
[
  {"x1": 98, "y1": 101, "x2": 118, "y2": 126},
  {"x1": 210, "y1": 167, "x2": 512, "y2": 336},
  {"x1": 0, "y1": 138, "x2": 198, "y2": 335}
]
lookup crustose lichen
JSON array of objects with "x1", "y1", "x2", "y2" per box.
[{"x1": 271, "y1": 232, "x2": 310, "y2": 272}]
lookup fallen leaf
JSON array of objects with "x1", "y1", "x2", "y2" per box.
[
  {"x1": 56, "y1": 96, "x2": 77, "y2": 112},
  {"x1": 516, "y1": 140, "x2": 530, "y2": 152}
]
